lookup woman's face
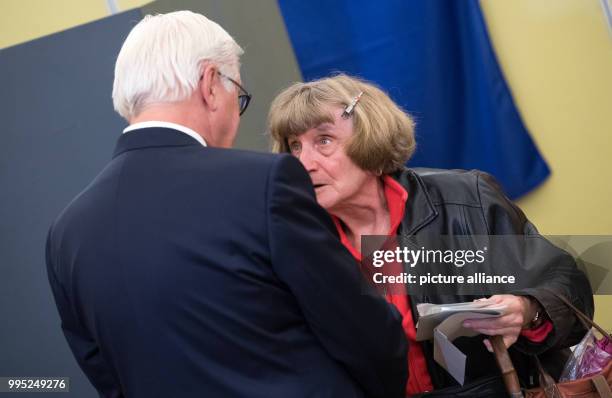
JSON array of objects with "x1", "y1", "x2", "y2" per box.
[{"x1": 287, "y1": 107, "x2": 373, "y2": 213}]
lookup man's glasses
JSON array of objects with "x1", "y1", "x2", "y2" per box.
[{"x1": 218, "y1": 71, "x2": 252, "y2": 116}]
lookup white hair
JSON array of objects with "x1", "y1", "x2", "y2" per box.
[{"x1": 112, "y1": 10, "x2": 244, "y2": 120}]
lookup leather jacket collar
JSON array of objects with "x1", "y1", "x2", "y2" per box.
[{"x1": 391, "y1": 168, "x2": 438, "y2": 236}]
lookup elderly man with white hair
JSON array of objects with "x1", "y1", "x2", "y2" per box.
[{"x1": 46, "y1": 10, "x2": 407, "y2": 398}]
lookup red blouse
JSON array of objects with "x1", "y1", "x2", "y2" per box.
[
  {"x1": 331, "y1": 175, "x2": 551, "y2": 395},
  {"x1": 332, "y1": 176, "x2": 434, "y2": 395}
]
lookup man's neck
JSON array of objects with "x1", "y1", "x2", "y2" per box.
[{"x1": 130, "y1": 103, "x2": 211, "y2": 145}]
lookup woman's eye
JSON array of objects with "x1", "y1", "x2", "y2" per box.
[
  {"x1": 288, "y1": 142, "x2": 301, "y2": 154},
  {"x1": 318, "y1": 137, "x2": 331, "y2": 145}
]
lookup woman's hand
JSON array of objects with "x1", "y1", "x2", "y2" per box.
[{"x1": 462, "y1": 294, "x2": 538, "y2": 351}]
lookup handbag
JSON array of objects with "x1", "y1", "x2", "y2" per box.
[{"x1": 524, "y1": 292, "x2": 612, "y2": 398}]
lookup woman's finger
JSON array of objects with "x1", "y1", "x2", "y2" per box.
[
  {"x1": 463, "y1": 315, "x2": 522, "y2": 330},
  {"x1": 468, "y1": 327, "x2": 521, "y2": 337}
]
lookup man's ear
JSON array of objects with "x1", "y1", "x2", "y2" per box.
[{"x1": 199, "y1": 64, "x2": 218, "y2": 112}]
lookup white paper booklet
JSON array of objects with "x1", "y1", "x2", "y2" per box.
[{"x1": 415, "y1": 299, "x2": 508, "y2": 385}]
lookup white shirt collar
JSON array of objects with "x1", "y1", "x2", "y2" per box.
[{"x1": 123, "y1": 121, "x2": 207, "y2": 147}]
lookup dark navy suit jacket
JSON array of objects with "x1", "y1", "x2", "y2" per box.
[{"x1": 46, "y1": 128, "x2": 407, "y2": 398}]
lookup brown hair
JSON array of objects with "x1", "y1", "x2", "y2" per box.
[{"x1": 268, "y1": 74, "x2": 416, "y2": 174}]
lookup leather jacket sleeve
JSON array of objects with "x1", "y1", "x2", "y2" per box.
[{"x1": 476, "y1": 172, "x2": 594, "y2": 354}]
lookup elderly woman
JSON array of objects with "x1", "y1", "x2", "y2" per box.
[{"x1": 268, "y1": 74, "x2": 593, "y2": 396}]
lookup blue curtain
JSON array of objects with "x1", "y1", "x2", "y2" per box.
[{"x1": 278, "y1": 0, "x2": 550, "y2": 198}]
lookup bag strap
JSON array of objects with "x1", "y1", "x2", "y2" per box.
[{"x1": 490, "y1": 335, "x2": 524, "y2": 397}]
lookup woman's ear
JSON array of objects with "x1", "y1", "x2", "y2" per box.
[{"x1": 199, "y1": 64, "x2": 218, "y2": 111}]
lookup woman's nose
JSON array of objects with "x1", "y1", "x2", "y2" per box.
[{"x1": 298, "y1": 147, "x2": 317, "y2": 173}]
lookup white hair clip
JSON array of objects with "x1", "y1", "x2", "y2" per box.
[{"x1": 341, "y1": 91, "x2": 364, "y2": 119}]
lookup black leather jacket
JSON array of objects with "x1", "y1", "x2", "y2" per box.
[{"x1": 391, "y1": 168, "x2": 594, "y2": 392}]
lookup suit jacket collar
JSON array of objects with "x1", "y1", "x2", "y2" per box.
[
  {"x1": 391, "y1": 168, "x2": 439, "y2": 236},
  {"x1": 113, "y1": 127, "x2": 203, "y2": 158}
]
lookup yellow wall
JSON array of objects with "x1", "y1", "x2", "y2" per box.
[
  {"x1": 0, "y1": 0, "x2": 150, "y2": 49},
  {"x1": 481, "y1": 0, "x2": 612, "y2": 330}
]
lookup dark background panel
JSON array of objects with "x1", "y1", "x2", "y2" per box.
[{"x1": 0, "y1": 9, "x2": 142, "y2": 398}]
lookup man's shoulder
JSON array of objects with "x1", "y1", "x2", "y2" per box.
[
  {"x1": 184, "y1": 147, "x2": 306, "y2": 183},
  {"x1": 187, "y1": 146, "x2": 291, "y2": 170}
]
